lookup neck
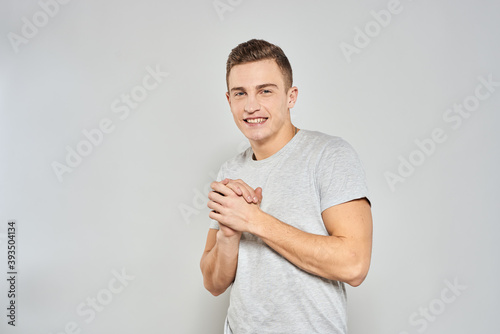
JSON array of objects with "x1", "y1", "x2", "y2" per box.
[{"x1": 250, "y1": 124, "x2": 298, "y2": 160}]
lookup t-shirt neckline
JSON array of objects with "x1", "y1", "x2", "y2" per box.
[{"x1": 247, "y1": 129, "x2": 306, "y2": 165}]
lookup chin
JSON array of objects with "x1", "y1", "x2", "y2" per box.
[
  {"x1": 242, "y1": 128, "x2": 264, "y2": 139},
  {"x1": 247, "y1": 135, "x2": 269, "y2": 145}
]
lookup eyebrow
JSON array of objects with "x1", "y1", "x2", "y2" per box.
[{"x1": 230, "y1": 83, "x2": 279, "y2": 93}]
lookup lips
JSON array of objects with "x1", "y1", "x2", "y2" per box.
[{"x1": 244, "y1": 117, "x2": 268, "y2": 124}]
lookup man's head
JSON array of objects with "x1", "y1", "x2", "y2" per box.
[
  {"x1": 226, "y1": 39, "x2": 293, "y2": 91},
  {"x1": 225, "y1": 40, "x2": 298, "y2": 159}
]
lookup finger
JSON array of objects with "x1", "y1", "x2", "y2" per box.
[
  {"x1": 209, "y1": 210, "x2": 221, "y2": 221},
  {"x1": 226, "y1": 179, "x2": 255, "y2": 203},
  {"x1": 210, "y1": 181, "x2": 233, "y2": 196},
  {"x1": 255, "y1": 187, "x2": 263, "y2": 204},
  {"x1": 241, "y1": 183, "x2": 258, "y2": 203},
  {"x1": 207, "y1": 199, "x2": 224, "y2": 214},
  {"x1": 209, "y1": 210, "x2": 227, "y2": 226},
  {"x1": 223, "y1": 178, "x2": 243, "y2": 196},
  {"x1": 208, "y1": 190, "x2": 225, "y2": 204}
]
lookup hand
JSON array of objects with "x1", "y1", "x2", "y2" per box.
[
  {"x1": 221, "y1": 178, "x2": 263, "y2": 204},
  {"x1": 208, "y1": 179, "x2": 263, "y2": 233}
]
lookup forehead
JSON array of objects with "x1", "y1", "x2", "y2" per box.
[{"x1": 228, "y1": 59, "x2": 284, "y2": 90}]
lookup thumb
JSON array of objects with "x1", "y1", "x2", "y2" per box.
[{"x1": 255, "y1": 187, "x2": 263, "y2": 203}]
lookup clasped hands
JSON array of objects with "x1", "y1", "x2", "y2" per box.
[{"x1": 208, "y1": 178, "x2": 263, "y2": 236}]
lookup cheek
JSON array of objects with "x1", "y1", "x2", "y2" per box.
[
  {"x1": 232, "y1": 99, "x2": 246, "y2": 111},
  {"x1": 231, "y1": 111, "x2": 242, "y2": 125},
  {"x1": 229, "y1": 102, "x2": 242, "y2": 116}
]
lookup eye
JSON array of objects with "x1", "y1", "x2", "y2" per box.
[
  {"x1": 234, "y1": 92, "x2": 245, "y2": 97},
  {"x1": 261, "y1": 89, "x2": 272, "y2": 94}
]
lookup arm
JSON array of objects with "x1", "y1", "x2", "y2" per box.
[
  {"x1": 200, "y1": 180, "x2": 262, "y2": 296},
  {"x1": 252, "y1": 198, "x2": 372, "y2": 286},
  {"x1": 208, "y1": 180, "x2": 373, "y2": 287},
  {"x1": 200, "y1": 228, "x2": 240, "y2": 296}
]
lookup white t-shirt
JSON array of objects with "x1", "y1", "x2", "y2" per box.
[{"x1": 209, "y1": 129, "x2": 370, "y2": 334}]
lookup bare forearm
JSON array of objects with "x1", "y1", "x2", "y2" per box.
[
  {"x1": 251, "y1": 211, "x2": 370, "y2": 286},
  {"x1": 207, "y1": 180, "x2": 372, "y2": 286},
  {"x1": 200, "y1": 233, "x2": 240, "y2": 296}
]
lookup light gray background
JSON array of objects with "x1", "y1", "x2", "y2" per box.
[{"x1": 1, "y1": 0, "x2": 499, "y2": 333}]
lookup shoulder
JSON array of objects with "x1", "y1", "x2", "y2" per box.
[
  {"x1": 217, "y1": 146, "x2": 253, "y2": 176},
  {"x1": 299, "y1": 130, "x2": 358, "y2": 157}
]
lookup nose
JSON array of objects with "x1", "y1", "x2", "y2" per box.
[{"x1": 244, "y1": 95, "x2": 260, "y2": 113}]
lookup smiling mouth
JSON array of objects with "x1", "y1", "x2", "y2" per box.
[{"x1": 244, "y1": 117, "x2": 268, "y2": 124}]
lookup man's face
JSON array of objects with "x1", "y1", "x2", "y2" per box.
[{"x1": 226, "y1": 59, "x2": 297, "y2": 147}]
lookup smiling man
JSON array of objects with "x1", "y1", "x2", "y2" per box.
[{"x1": 200, "y1": 39, "x2": 373, "y2": 334}]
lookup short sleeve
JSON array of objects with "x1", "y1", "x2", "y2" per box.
[
  {"x1": 316, "y1": 139, "x2": 370, "y2": 213},
  {"x1": 208, "y1": 166, "x2": 225, "y2": 230}
]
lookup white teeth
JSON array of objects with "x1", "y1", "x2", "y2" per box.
[{"x1": 246, "y1": 118, "x2": 266, "y2": 124}]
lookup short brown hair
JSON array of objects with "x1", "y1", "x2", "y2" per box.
[{"x1": 226, "y1": 39, "x2": 293, "y2": 90}]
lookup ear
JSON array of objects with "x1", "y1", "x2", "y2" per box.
[
  {"x1": 225, "y1": 91, "x2": 231, "y2": 106},
  {"x1": 287, "y1": 86, "x2": 298, "y2": 109}
]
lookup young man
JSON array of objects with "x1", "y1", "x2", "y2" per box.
[{"x1": 200, "y1": 39, "x2": 372, "y2": 333}]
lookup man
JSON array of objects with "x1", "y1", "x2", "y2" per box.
[{"x1": 200, "y1": 39, "x2": 372, "y2": 333}]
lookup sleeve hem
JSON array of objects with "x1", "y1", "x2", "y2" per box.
[{"x1": 320, "y1": 192, "x2": 370, "y2": 213}]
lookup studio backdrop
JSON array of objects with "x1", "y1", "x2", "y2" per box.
[{"x1": 1, "y1": 0, "x2": 499, "y2": 333}]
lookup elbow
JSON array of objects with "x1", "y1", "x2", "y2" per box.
[
  {"x1": 344, "y1": 259, "x2": 370, "y2": 287},
  {"x1": 346, "y1": 273, "x2": 366, "y2": 287},
  {"x1": 327, "y1": 252, "x2": 370, "y2": 287},
  {"x1": 208, "y1": 287, "x2": 225, "y2": 297},
  {"x1": 203, "y1": 278, "x2": 227, "y2": 296},
  {"x1": 209, "y1": 290, "x2": 223, "y2": 297},
  {"x1": 200, "y1": 261, "x2": 228, "y2": 296}
]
